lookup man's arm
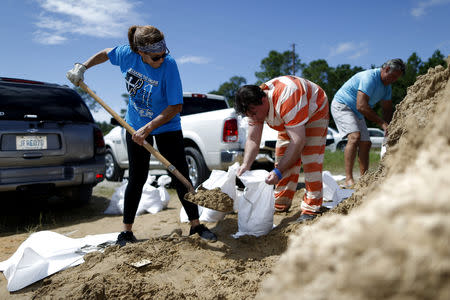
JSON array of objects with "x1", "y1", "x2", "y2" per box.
[
  {"x1": 356, "y1": 91, "x2": 388, "y2": 131},
  {"x1": 237, "y1": 121, "x2": 263, "y2": 176},
  {"x1": 381, "y1": 100, "x2": 393, "y2": 124},
  {"x1": 265, "y1": 125, "x2": 305, "y2": 185}
]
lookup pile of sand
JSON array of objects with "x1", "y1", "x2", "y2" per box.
[
  {"x1": 258, "y1": 58, "x2": 450, "y2": 299},
  {"x1": 31, "y1": 58, "x2": 450, "y2": 299}
]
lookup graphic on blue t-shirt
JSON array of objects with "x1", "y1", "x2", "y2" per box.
[
  {"x1": 125, "y1": 68, "x2": 159, "y2": 119},
  {"x1": 108, "y1": 44, "x2": 183, "y2": 134}
]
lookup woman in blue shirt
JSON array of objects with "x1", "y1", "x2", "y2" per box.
[{"x1": 67, "y1": 25, "x2": 217, "y2": 245}]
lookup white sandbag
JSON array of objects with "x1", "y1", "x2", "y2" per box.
[
  {"x1": 199, "y1": 207, "x2": 226, "y2": 222},
  {"x1": 322, "y1": 171, "x2": 340, "y2": 203},
  {"x1": 180, "y1": 205, "x2": 227, "y2": 223},
  {"x1": 0, "y1": 231, "x2": 117, "y2": 292},
  {"x1": 181, "y1": 163, "x2": 240, "y2": 223},
  {"x1": 202, "y1": 162, "x2": 239, "y2": 200},
  {"x1": 104, "y1": 179, "x2": 127, "y2": 215},
  {"x1": 380, "y1": 136, "x2": 387, "y2": 158},
  {"x1": 158, "y1": 187, "x2": 170, "y2": 209},
  {"x1": 234, "y1": 189, "x2": 243, "y2": 212},
  {"x1": 104, "y1": 175, "x2": 170, "y2": 216},
  {"x1": 140, "y1": 186, "x2": 163, "y2": 215},
  {"x1": 233, "y1": 169, "x2": 275, "y2": 238},
  {"x1": 322, "y1": 171, "x2": 354, "y2": 209},
  {"x1": 179, "y1": 206, "x2": 203, "y2": 223},
  {"x1": 157, "y1": 175, "x2": 172, "y2": 209}
]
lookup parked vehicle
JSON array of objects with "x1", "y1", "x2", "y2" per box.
[
  {"x1": 367, "y1": 128, "x2": 385, "y2": 148},
  {"x1": 0, "y1": 77, "x2": 106, "y2": 204},
  {"x1": 326, "y1": 127, "x2": 386, "y2": 151},
  {"x1": 104, "y1": 93, "x2": 244, "y2": 187}
]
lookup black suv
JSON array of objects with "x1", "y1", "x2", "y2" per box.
[{"x1": 0, "y1": 77, "x2": 106, "y2": 204}]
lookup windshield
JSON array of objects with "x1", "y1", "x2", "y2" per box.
[
  {"x1": 181, "y1": 97, "x2": 228, "y2": 116},
  {"x1": 0, "y1": 83, "x2": 93, "y2": 122}
]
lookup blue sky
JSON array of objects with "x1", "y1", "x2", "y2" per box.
[{"x1": 2, "y1": 0, "x2": 450, "y2": 122}]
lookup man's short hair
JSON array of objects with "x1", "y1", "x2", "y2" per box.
[
  {"x1": 382, "y1": 58, "x2": 406, "y2": 75},
  {"x1": 235, "y1": 85, "x2": 265, "y2": 115}
]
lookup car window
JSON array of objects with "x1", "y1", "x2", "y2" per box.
[
  {"x1": 0, "y1": 83, "x2": 93, "y2": 122},
  {"x1": 181, "y1": 97, "x2": 228, "y2": 116}
]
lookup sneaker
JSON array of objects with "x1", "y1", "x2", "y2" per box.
[
  {"x1": 116, "y1": 231, "x2": 138, "y2": 247},
  {"x1": 189, "y1": 224, "x2": 217, "y2": 242},
  {"x1": 295, "y1": 213, "x2": 317, "y2": 223}
]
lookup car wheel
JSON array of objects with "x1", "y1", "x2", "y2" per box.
[
  {"x1": 61, "y1": 184, "x2": 93, "y2": 206},
  {"x1": 185, "y1": 147, "x2": 210, "y2": 188},
  {"x1": 337, "y1": 141, "x2": 347, "y2": 151},
  {"x1": 105, "y1": 149, "x2": 124, "y2": 181}
]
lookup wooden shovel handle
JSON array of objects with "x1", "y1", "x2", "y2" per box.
[{"x1": 79, "y1": 81, "x2": 194, "y2": 192}]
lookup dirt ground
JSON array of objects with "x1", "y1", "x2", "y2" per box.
[
  {"x1": 1, "y1": 57, "x2": 449, "y2": 299},
  {"x1": 0, "y1": 181, "x2": 306, "y2": 300}
]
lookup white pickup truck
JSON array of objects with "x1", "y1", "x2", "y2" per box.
[{"x1": 103, "y1": 92, "x2": 277, "y2": 187}]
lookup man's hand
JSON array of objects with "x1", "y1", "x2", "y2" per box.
[
  {"x1": 265, "y1": 170, "x2": 280, "y2": 185},
  {"x1": 381, "y1": 122, "x2": 389, "y2": 135},
  {"x1": 66, "y1": 63, "x2": 86, "y2": 86},
  {"x1": 237, "y1": 164, "x2": 250, "y2": 176}
]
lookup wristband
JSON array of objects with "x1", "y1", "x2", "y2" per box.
[{"x1": 272, "y1": 168, "x2": 282, "y2": 180}]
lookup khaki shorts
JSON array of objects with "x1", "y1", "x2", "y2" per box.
[{"x1": 331, "y1": 100, "x2": 370, "y2": 141}]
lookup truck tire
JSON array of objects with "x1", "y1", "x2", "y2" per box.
[
  {"x1": 105, "y1": 149, "x2": 124, "y2": 181},
  {"x1": 185, "y1": 147, "x2": 210, "y2": 188}
]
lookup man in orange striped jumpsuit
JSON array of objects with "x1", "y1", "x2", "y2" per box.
[{"x1": 235, "y1": 76, "x2": 329, "y2": 222}]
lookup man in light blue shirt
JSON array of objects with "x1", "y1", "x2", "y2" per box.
[{"x1": 331, "y1": 59, "x2": 405, "y2": 187}]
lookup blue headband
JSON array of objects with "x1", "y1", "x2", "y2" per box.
[{"x1": 136, "y1": 39, "x2": 166, "y2": 53}]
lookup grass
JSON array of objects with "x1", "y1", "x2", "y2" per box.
[{"x1": 323, "y1": 149, "x2": 381, "y2": 175}]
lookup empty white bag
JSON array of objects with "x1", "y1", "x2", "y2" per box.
[{"x1": 233, "y1": 169, "x2": 274, "y2": 238}]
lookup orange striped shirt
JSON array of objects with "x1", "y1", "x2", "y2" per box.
[{"x1": 261, "y1": 76, "x2": 327, "y2": 131}]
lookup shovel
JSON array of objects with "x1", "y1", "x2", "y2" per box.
[{"x1": 78, "y1": 81, "x2": 195, "y2": 193}]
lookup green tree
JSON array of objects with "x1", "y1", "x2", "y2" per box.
[
  {"x1": 96, "y1": 121, "x2": 115, "y2": 135},
  {"x1": 418, "y1": 49, "x2": 447, "y2": 75},
  {"x1": 74, "y1": 87, "x2": 100, "y2": 111},
  {"x1": 369, "y1": 50, "x2": 446, "y2": 129},
  {"x1": 120, "y1": 93, "x2": 129, "y2": 118},
  {"x1": 209, "y1": 76, "x2": 247, "y2": 107},
  {"x1": 301, "y1": 59, "x2": 330, "y2": 92},
  {"x1": 390, "y1": 52, "x2": 422, "y2": 108},
  {"x1": 255, "y1": 50, "x2": 305, "y2": 84},
  {"x1": 301, "y1": 60, "x2": 363, "y2": 128},
  {"x1": 328, "y1": 64, "x2": 364, "y2": 99}
]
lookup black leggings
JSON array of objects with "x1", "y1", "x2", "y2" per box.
[{"x1": 123, "y1": 130, "x2": 200, "y2": 224}]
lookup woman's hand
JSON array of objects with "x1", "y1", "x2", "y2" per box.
[{"x1": 132, "y1": 124, "x2": 151, "y2": 146}]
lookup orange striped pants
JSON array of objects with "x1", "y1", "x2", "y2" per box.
[{"x1": 274, "y1": 105, "x2": 329, "y2": 214}]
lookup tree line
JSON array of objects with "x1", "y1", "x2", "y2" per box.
[
  {"x1": 78, "y1": 49, "x2": 447, "y2": 133},
  {"x1": 210, "y1": 49, "x2": 447, "y2": 129}
]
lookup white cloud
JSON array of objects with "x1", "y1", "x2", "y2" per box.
[
  {"x1": 177, "y1": 56, "x2": 212, "y2": 64},
  {"x1": 411, "y1": 0, "x2": 450, "y2": 17},
  {"x1": 33, "y1": 30, "x2": 67, "y2": 44},
  {"x1": 328, "y1": 41, "x2": 369, "y2": 60},
  {"x1": 33, "y1": 0, "x2": 142, "y2": 45}
]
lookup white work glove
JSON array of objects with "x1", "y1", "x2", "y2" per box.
[{"x1": 66, "y1": 63, "x2": 87, "y2": 86}]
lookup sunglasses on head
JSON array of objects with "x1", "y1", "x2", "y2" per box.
[{"x1": 149, "y1": 49, "x2": 170, "y2": 62}]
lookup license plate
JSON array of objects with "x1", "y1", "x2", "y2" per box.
[{"x1": 16, "y1": 135, "x2": 47, "y2": 150}]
